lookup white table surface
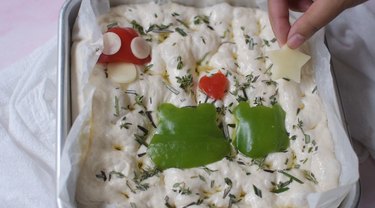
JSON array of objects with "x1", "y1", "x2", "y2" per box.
[{"x1": 0, "y1": 0, "x2": 373, "y2": 207}]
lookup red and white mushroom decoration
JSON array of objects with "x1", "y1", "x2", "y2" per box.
[{"x1": 98, "y1": 27, "x2": 151, "y2": 84}]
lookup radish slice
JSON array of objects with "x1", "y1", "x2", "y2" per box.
[
  {"x1": 130, "y1": 37, "x2": 151, "y2": 59},
  {"x1": 102, "y1": 32, "x2": 122, "y2": 55},
  {"x1": 107, "y1": 63, "x2": 137, "y2": 84}
]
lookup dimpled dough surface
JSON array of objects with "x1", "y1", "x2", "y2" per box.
[{"x1": 76, "y1": 2, "x2": 340, "y2": 208}]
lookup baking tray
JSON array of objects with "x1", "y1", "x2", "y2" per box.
[{"x1": 57, "y1": 0, "x2": 361, "y2": 207}]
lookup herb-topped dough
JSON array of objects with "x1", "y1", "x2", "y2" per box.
[{"x1": 76, "y1": 2, "x2": 340, "y2": 208}]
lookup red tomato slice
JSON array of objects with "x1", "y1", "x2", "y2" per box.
[
  {"x1": 199, "y1": 71, "x2": 229, "y2": 100},
  {"x1": 98, "y1": 27, "x2": 151, "y2": 65}
]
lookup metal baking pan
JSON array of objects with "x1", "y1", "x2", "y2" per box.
[{"x1": 57, "y1": 0, "x2": 361, "y2": 207}]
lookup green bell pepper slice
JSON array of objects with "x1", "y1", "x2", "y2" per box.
[
  {"x1": 234, "y1": 102, "x2": 289, "y2": 158},
  {"x1": 148, "y1": 103, "x2": 230, "y2": 170}
]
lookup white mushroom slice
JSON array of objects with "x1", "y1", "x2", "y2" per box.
[
  {"x1": 107, "y1": 63, "x2": 137, "y2": 84},
  {"x1": 130, "y1": 37, "x2": 151, "y2": 59},
  {"x1": 102, "y1": 32, "x2": 122, "y2": 55}
]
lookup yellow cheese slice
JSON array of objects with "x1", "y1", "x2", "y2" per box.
[{"x1": 267, "y1": 45, "x2": 311, "y2": 83}]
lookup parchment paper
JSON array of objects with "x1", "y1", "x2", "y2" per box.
[{"x1": 58, "y1": 0, "x2": 359, "y2": 207}]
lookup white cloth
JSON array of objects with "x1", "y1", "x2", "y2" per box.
[
  {"x1": 326, "y1": 0, "x2": 375, "y2": 160},
  {"x1": 0, "y1": 37, "x2": 57, "y2": 208}
]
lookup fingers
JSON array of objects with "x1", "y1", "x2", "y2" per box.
[
  {"x1": 268, "y1": 0, "x2": 291, "y2": 45},
  {"x1": 287, "y1": 0, "x2": 347, "y2": 48},
  {"x1": 288, "y1": 0, "x2": 313, "y2": 12}
]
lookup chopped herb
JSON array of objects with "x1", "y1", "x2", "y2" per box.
[
  {"x1": 290, "y1": 135, "x2": 297, "y2": 140},
  {"x1": 244, "y1": 34, "x2": 257, "y2": 50},
  {"x1": 154, "y1": 13, "x2": 158, "y2": 18},
  {"x1": 177, "y1": 56, "x2": 184, "y2": 69},
  {"x1": 312, "y1": 86, "x2": 318, "y2": 93},
  {"x1": 145, "y1": 111, "x2": 157, "y2": 128},
  {"x1": 130, "y1": 202, "x2": 137, "y2": 208},
  {"x1": 284, "y1": 158, "x2": 289, "y2": 165},
  {"x1": 263, "y1": 39, "x2": 272, "y2": 47},
  {"x1": 253, "y1": 185, "x2": 262, "y2": 198},
  {"x1": 183, "y1": 198, "x2": 204, "y2": 208},
  {"x1": 137, "y1": 152, "x2": 146, "y2": 157},
  {"x1": 131, "y1": 20, "x2": 145, "y2": 35},
  {"x1": 210, "y1": 180, "x2": 215, "y2": 188},
  {"x1": 198, "y1": 174, "x2": 206, "y2": 182},
  {"x1": 223, "y1": 177, "x2": 233, "y2": 198},
  {"x1": 120, "y1": 122, "x2": 132, "y2": 129},
  {"x1": 171, "y1": 12, "x2": 180, "y2": 17},
  {"x1": 114, "y1": 96, "x2": 120, "y2": 117},
  {"x1": 108, "y1": 171, "x2": 125, "y2": 181},
  {"x1": 283, "y1": 77, "x2": 291, "y2": 81},
  {"x1": 201, "y1": 166, "x2": 218, "y2": 175},
  {"x1": 176, "y1": 74, "x2": 193, "y2": 93},
  {"x1": 193, "y1": 15, "x2": 210, "y2": 25},
  {"x1": 271, "y1": 178, "x2": 292, "y2": 193},
  {"x1": 264, "y1": 64, "x2": 273, "y2": 75},
  {"x1": 270, "y1": 89, "x2": 279, "y2": 105},
  {"x1": 135, "y1": 182, "x2": 150, "y2": 191},
  {"x1": 201, "y1": 36, "x2": 206, "y2": 44},
  {"x1": 175, "y1": 27, "x2": 187, "y2": 37},
  {"x1": 134, "y1": 134, "x2": 148, "y2": 147},
  {"x1": 303, "y1": 170, "x2": 318, "y2": 184},
  {"x1": 135, "y1": 95, "x2": 144, "y2": 106},
  {"x1": 172, "y1": 182, "x2": 192, "y2": 195},
  {"x1": 228, "y1": 194, "x2": 241, "y2": 208},
  {"x1": 137, "y1": 125, "x2": 149, "y2": 135},
  {"x1": 144, "y1": 64, "x2": 153, "y2": 73},
  {"x1": 146, "y1": 23, "x2": 173, "y2": 33},
  {"x1": 95, "y1": 170, "x2": 107, "y2": 182},
  {"x1": 263, "y1": 169, "x2": 275, "y2": 173},
  {"x1": 124, "y1": 89, "x2": 137, "y2": 95},
  {"x1": 106, "y1": 22, "x2": 118, "y2": 29},
  {"x1": 176, "y1": 19, "x2": 189, "y2": 28},
  {"x1": 297, "y1": 107, "x2": 301, "y2": 115},
  {"x1": 253, "y1": 96, "x2": 265, "y2": 106},
  {"x1": 297, "y1": 119, "x2": 312, "y2": 144},
  {"x1": 134, "y1": 168, "x2": 160, "y2": 183},
  {"x1": 278, "y1": 170, "x2": 304, "y2": 184}
]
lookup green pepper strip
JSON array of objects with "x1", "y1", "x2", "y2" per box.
[
  {"x1": 234, "y1": 102, "x2": 289, "y2": 158},
  {"x1": 148, "y1": 103, "x2": 230, "y2": 170}
]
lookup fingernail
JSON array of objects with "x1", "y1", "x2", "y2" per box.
[{"x1": 287, "y1": 33, "x2": 305, "y2": 49}]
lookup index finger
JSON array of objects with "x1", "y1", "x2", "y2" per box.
[{"x1": 268, "y1": 0, "x2": 291, "y2": 46}]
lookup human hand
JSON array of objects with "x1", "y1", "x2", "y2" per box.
[{"x1": 268, "y1": 0, "x2": 366, "y2": 49}]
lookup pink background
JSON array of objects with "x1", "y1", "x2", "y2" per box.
[{"x1": 0, "y1": 0, "x2": 373, "y2": 207}]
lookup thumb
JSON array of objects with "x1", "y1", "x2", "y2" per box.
[{"x1": 287, "y1": 0, "x2": 346, "y2": 49}]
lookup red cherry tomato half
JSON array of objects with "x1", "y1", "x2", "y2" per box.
[
  {"x1": 98, "y1": 27, "x2": 151, "y2": 65},
  {"x1": 199, "y1": 71, "x2": 229, "y2": 100}
]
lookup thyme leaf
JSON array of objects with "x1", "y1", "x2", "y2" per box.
[
  {"x1": 303, "y1": 170, "x2": 318, "y2": 184},
  {"x1": 175, "y1": 27, "x2": 187, "y2": 37},
  {"x1": 177, "y1": 56, "x2": 184, "y2": 70},
  {"x1": 253, "y1": 185, "x2": 262, "y2": 198},
  {"x1": 131, "y1": 20, "x2": 145, "y2": 35},
  {"x1": 223, "y1": 177, "x2": 233, "y2": 198},
  {"x1": 176, "y1": 74, "x2": 193, "y2": 93}
]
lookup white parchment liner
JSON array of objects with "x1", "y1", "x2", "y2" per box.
[{"x1": 58, "y1": 0, "x2": 359, "y2": 207}]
